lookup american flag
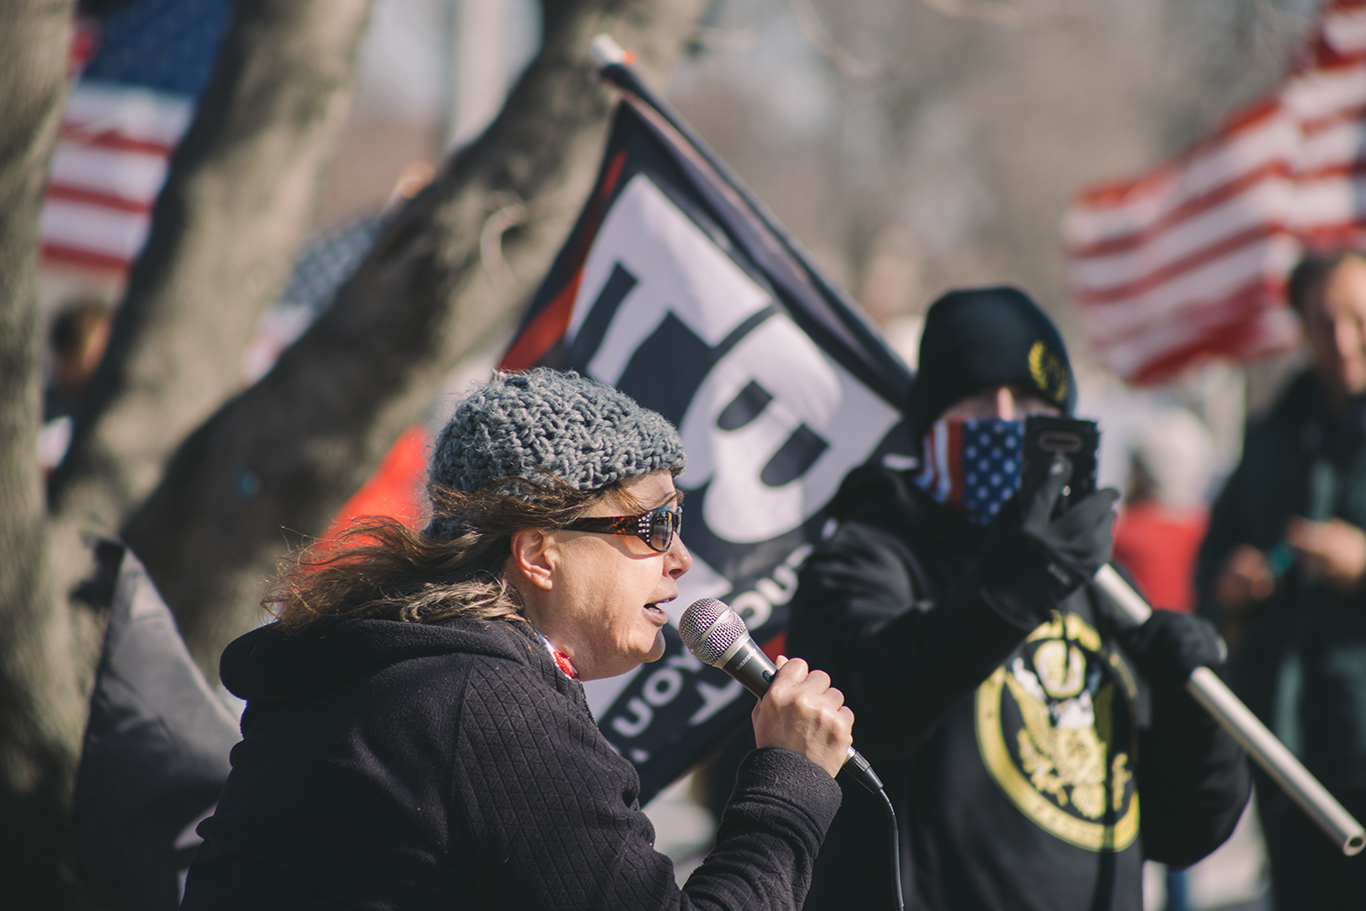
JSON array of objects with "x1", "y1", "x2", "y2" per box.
[
  {"x1": 913, "y1": 419, "x2": 1023, "y2": 526},
  {"x1": 1063, "y1": 0, "x2": 1366, "y2": 384},
  {"x1": 41, "y1": 0, "x2": 233, "y2": 277}
]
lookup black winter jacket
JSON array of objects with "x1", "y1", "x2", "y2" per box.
[
  {"x1": 788, "y1": 465, "x2": 1250, "y2": 911},
  {"x1": 181, "y1": 615, "x2": 841, "y2": 910},
  {"x1": 1197, "y1": 371, "x2": 1366, "y2": 789}
]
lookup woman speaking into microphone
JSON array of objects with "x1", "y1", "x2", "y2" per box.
[{"x1": 181, "y1": 368, "x2": 852, "y2": 911}]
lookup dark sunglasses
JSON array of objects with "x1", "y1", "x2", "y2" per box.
[{"x1": 563, "y1": 505, "x2": 683, "y2": 553}]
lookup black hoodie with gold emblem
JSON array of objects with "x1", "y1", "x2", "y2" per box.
[{"x1": 788, "y1": 464, "x2": 1249, "y2": 911}]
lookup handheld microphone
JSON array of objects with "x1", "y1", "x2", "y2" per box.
[{"x1": 679, "y1": 597, "x2": 884, "y2": 794}]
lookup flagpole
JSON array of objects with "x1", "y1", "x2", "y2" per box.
[
  {"x1": 1093, "y1": 564, "x2": 1366, "y2": 856},
  {"x1": 588, "y1": 35, "x2": 913, "y2": 405},
  {"x1": 588, "y1": 34, "x2": 843, "y2": 301}
]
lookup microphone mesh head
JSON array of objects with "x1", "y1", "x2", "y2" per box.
[
  {"x1": 678, "y1": 598, "x2": 726, "y2": 648},
  {"x1": 679, "y1": 598, "x2": 746, "y2": 667}
]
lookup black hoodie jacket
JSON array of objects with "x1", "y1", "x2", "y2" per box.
[
  {"x1": 181, "y1": 615, "x2": 841, "y2": 910},
  {"x1": 788, "y1": 465, "x2": 1249, "y2": 911}
]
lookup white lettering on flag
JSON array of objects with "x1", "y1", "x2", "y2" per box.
[
  {"x1": 570, "y1": 175, "x2": 899, "y2": 543},
  {"x1": 679, "y1": 318, "x2": 898, "y2": 542},
  {"x1": 570, "y1": 175, "x2": 773, "y2": 370}
]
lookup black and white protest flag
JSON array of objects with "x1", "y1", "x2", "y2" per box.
[{"x1": 500, "y1": 51, "x2": 915, "y2": 802}]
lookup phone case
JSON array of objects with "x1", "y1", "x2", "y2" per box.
[{"x1": 1018, "y1": 416, "x2": 1100, "y2": 515}]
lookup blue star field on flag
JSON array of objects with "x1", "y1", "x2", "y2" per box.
[{"x1": 81, "y1": 0, "x2": 234, "y2": 96}]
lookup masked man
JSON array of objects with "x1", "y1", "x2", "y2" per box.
[{"x1": 789, "y1": 287, "x2": 1250, "y2": 911}]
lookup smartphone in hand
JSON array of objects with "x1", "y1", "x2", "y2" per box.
[{"x1": 1018, "y1": 416, "x2": 1100, "y2": 516}]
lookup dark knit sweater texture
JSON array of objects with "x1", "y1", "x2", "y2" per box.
[{"x1": 181, "y1": 615, "x2": 840, "y2": 910}]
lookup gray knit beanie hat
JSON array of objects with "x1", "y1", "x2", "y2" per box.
[{"x1": 425, "y1": 368, "x2": 686, "y2": 539}]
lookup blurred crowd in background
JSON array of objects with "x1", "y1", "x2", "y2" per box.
[{"x1": 31, "y1": 2, "x2": 1362, "y2": 908}]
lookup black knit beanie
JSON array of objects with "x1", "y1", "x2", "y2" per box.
[{"x1": 906, "y1": 286, "x2": 1075, "y2": 442}]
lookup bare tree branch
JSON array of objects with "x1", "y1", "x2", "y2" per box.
[
  {"x1": 917, "y1": 0, "x2": 1068, "y2": 27},
  {"x1": 789, "y1": 0, "x2": 887, "y2": 81},
  {"x1": 50, "y1": 0, "x2": 374, "y2": 535}
]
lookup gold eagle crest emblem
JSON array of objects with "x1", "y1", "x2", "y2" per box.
[{"x1": 975, "y1": 613, "x2": 1139, "y2": 851}]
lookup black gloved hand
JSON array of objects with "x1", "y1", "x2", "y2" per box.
[
  {"x1": 977, "y1": 455, "x2": 1119, "y2": 627},
  {"x1": 1115, "y1": 608, "x2": 1227, "y2": 694}
]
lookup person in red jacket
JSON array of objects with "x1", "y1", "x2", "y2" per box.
[{"x1": 1113, "y1": 407, "x2": 1217, "y2": 614}]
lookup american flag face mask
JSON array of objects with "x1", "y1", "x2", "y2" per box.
[{"x1": 913, "y1": 418, "x2": 1023, "y2": 525}]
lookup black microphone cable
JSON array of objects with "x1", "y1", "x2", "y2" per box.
[
  {"x1": 680, "y1": 598, "x2": 905, "y2": 911},
  {"x1": 875, "y1": 786, "x2": 905, "y2": 911}
]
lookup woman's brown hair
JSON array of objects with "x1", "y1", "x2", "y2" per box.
[{"x1": 266, "y1": 476, "x2": 648, "y2": 633}]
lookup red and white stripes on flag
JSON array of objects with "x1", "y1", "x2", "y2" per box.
[
  {"x1": 913, "y1": 419, "x2": 964, "y2": 505},
  {"x1": 40, "y1": 80, "x2": 194, "y2": 276},
  {"x1": 1064, "y1": 0, "x2": 1366, "y2": 384}
]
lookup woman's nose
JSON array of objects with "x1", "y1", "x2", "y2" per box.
[{"x1": 666, "y1": 535, "x2": 692, "y2": 578}]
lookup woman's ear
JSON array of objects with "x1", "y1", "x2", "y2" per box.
[{"x1": 508, "y1": 528, "x2": 555, "y2": 592}]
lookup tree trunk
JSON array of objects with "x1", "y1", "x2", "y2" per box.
[
  {"x1": 0, "y1": 4, "x2": 93, "y2": 906},
  {"x1": 125, "y1": 0, "x2": 710, "y2": 675},
  {"x1": 49, "y1": 0, "x2": 373, "y2": 542},
  {"x1": 0, "y1": 0, "x2": 707, "y2": 900},
  {"x1": 3, "y1": 1, "x2": 371, "y2": 904}
]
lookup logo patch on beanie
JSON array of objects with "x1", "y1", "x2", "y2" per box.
[{"x1": 1028, "y1": 340, "x2": 1069, "y2": 405}]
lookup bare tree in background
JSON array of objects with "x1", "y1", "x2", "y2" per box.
[
  {"x1": 0, "y1": 0, "x2": 707, "y2": 905},
  {"x1": 673, "y1": 0, "x2": 1319, "y2": 347},
  {"x1": 0, "y1": 2, "x2": 83, "y2": 907},
  {"x1": 2, "y1": 0, "x2": 1315, "y2": 902}
]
